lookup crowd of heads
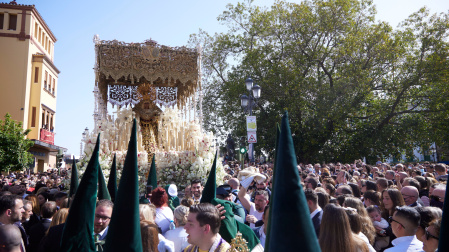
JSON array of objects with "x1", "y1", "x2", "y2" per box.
[
  {"x1": 0, "y1": 158, "x2": 447, "y2": 251},
  {"x1": 0, "y1": 169, "x2": 71, "y2": 252},
  {"x1": 296, "y1": 160, "x2": 447, "y2": 252}
]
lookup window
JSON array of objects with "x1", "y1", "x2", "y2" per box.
[
  {"x1": 41, "y1": 111, "x2": 45, "y2": 128},
  {"x1": 38, "y1": 27, "x2": 41, "y2": 43},
  {"x1": 34, "y1": 22, "x2": 38, "y2": 38},
  {"x1": 34, "y1": 67, "x2": 39, "y2": 83},
  {"x1": 48, "y1": 75, "x2": 52, "y2": 91},
  {"x1": 50, "y1": 114, "x2": 53, "y2": 131},
  {"x1": 0, "y1": 13, "x2": 4, "y2": 30},
  {"x1": 31, "y1": 107, "x2": 36, "y2": 127},
  {"x1": 8, "y1": 14, "x2": 17, "y2": 31},
  {"x1": 44, "y1": 71, "x2": 47, "y2": 89}
]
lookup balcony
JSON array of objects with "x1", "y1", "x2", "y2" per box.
[{"x1": 40, "y1": 128, "x2": 55, "y2": 145}]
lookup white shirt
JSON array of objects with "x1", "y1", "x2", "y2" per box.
[
  {"x1": 259, "y1": 224, "x2": 266, "y2": 248},
  {"x1": 155, "y1": 206, "x2": 174, "y2": 235},
  {"x1": 193, "y1": 196, "x2": 201, "y2": 205},
  {"x1": 158, "y1": 233, "x2": 175, "y2": 252},
  {"x1": 373, "y1": 218, "x2": 389, "y2": 229},
  {"x1": 94, "y1": 226, "x2": 109, "y2": 240},
  {"x1": 384, "y1": 235, "x2": 423, "y2": 252},
  {"x1": 249, "y1": 202, "x2": 263, "y2": 228},
  {"x1": 357, "y1": 232, "x2": 376, "y2": 252},
  {"x1": 164, "y1": 226, "x2": 189, "y2": 252},
  {"x1": 310, "y1": 206, "x2": 322, "y2": 219}
]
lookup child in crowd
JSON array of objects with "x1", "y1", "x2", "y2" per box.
[{"x1": 367, "y1": 205, "x2": 389, "y2": 251}]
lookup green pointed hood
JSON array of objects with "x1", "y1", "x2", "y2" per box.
[
  {"x1": 98, "y1": 163, "x2": 111, "y2": 201},
  {"x1": 107, "y1": 154, "x2": 118, "y2": 202},
  {"x1": 103, "y1": 119, "x2": 143, "y2": 251},
  {"x1": 60, "y1": 134, "x2": 100, "y2": 252},
  {"x1": 68, "y1": 157, "x2": 79, "y2": 198},
  {"x1": 147, "y1": 155, "x2": 157, "y2": 189},
  {"x1": 438, "y1": 180, "x2": 449, "y2": 251},
  {"x1": 264, "y1": 122, "x2": 280, "y2": 251},
  {"x1": 200, "y1": 151, "x2": 217, "y2": 204},
  {"x1": 266, "y1": 112, "x2": 321, "y2": 252}
]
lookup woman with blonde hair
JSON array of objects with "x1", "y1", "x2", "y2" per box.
[
  {"x1": 139, "y1": 204, "x2": 174, "y2": 252},
  {"x1": 344, "y1": 197, "x2": 376, "y2": 245},
  {"x1": 164, "y1": 205, "x2": 190, "y2": 252},
  {"x1": 45, "y1": 208, "x2": 69, "y2": 235},
  {"x1": 24, "y1": 194, "x2": 41, "y2": 230},
  {"x1": 140, "y1": 204, "x2": 156, "y2": 223},
  {"x1": 319, "y1": 204, "x2": 368, "y2": 252}
]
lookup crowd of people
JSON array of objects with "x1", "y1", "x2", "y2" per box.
[{"x1": 0, "y1": 159, "x2": 447, "y2": 252}]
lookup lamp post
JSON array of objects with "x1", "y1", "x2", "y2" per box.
[{"x1": 240, "y1": 77, "x2": 261, "y2": 164}]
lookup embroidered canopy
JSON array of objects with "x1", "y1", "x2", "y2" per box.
[{"x1": 94, "y1": 38, "x2": 200, "y2": 109}]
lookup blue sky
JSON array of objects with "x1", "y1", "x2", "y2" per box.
[{"x1": 30, "y1": 0, "x2": 449, "y2": 156}]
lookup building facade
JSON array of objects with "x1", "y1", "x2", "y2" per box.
[{"x1": 0, "y1": 2, "x2": 64, "y2": 172}]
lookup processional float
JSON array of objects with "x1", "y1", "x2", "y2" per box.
[{"x1": 91, "y1": 35, "x2": 205, "y2": 161}]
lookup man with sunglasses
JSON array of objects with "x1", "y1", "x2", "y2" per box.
[
  {"x1": 429, "y1": 184, "x2": 445, "y2": 209},
  {"x1": 385, "y1": 206, "x2": 422, "y2": 252},
  {"x1": 401, "y1": 186, "x2": 421, "y2": 207}
]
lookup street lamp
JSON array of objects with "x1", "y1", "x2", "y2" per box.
[{"x1": 240, "y1": 77, "x2": 261, "y2": 163}]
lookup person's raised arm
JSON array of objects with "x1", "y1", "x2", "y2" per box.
[{"x1": 238, "y1": 185, "x2": 251, "y2": 212}]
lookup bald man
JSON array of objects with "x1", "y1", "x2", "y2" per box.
[
  {"x1": 0, "y1": 224, "x2": 22, "y2": 252},
  {"x1": 401, "y1": 186, "x2": 421, "y2": 207},
  {"x1": 430, "y1": 185, "x2": 445, "y2": 209},
  {"x1": 227, "y1": 178, "x2": 240, "y2": 203}
]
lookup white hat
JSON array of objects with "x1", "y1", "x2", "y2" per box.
[{"x1": 168, "y1": 184, "x2": 178, "y2": 197}]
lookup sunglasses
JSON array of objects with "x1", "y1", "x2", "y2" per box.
[
  {"x1": 388, "y1": 216, "x2": 405, "y2": 228},
  {"x1": 425, "y1": 228, "x2": 439, "y2": 240},
  {"x1": 401, "y1": 194, "x2": 415, "y2": 199},
  {"x1": 430, "y1": 195, "x2": 443, "y2": 202}
]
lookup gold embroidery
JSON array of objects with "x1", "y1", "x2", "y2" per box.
[{"x1": 230, "y1": 232, "x2": 249, "y2": 252}]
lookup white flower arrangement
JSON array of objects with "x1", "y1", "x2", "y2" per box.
[{"x1": 74, "y1": 107, "x2": 225, "y2": 193}]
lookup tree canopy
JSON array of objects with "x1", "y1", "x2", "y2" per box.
[
  {"x1": 0, "y1": 113, "x2": 34, "y2": 172},
  {"x1": 190, "y1": 0, "x2": 449, "y2": 163}
]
